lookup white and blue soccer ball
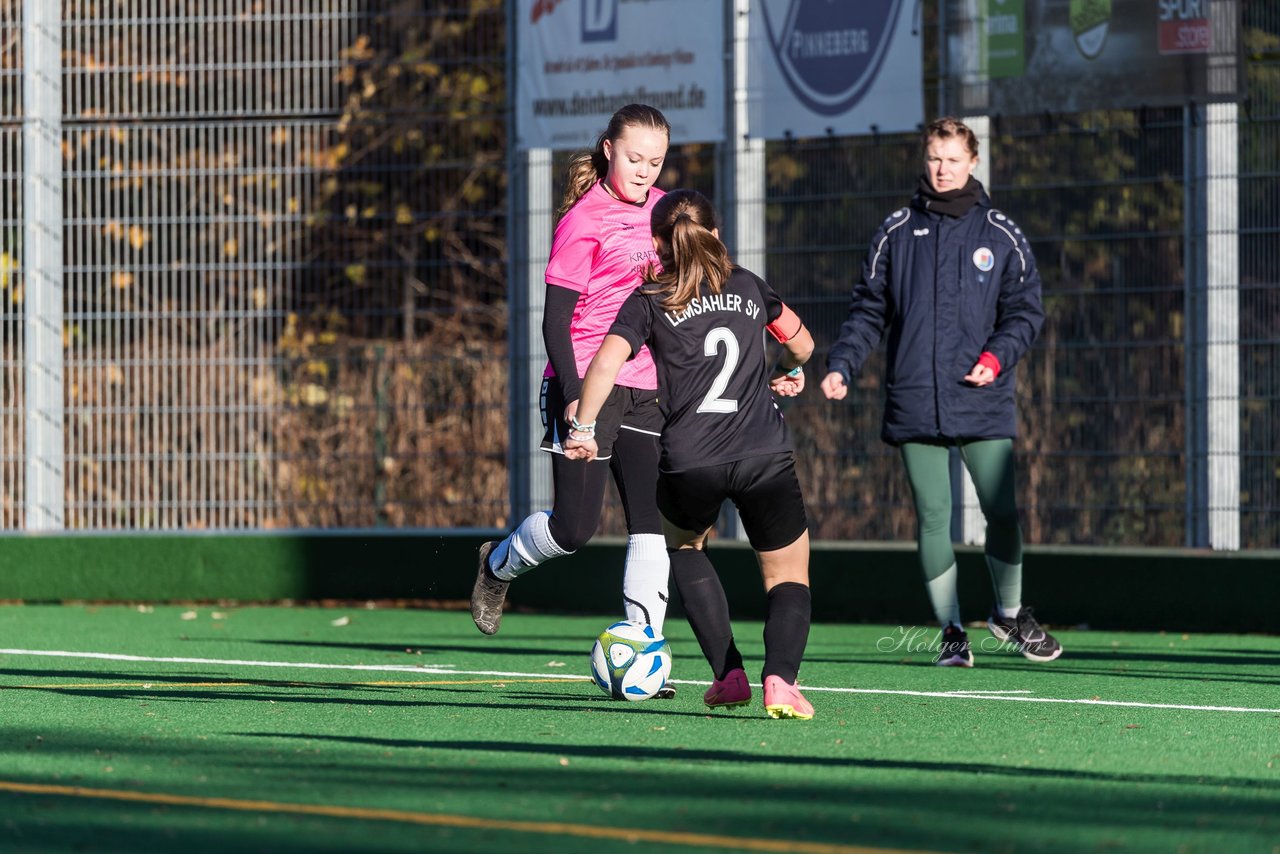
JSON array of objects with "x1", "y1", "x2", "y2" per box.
[{"x1": 589, "y1": 620, "x2": 672, "y2": 701}]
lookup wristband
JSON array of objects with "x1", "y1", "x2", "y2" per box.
[
  {"x1": 786, "y1": 366, "x2": 803, "y2": 378},
  {"x1": 568, "y1": 415, "x2": 596, "y2": 436}
]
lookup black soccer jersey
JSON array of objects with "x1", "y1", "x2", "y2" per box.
[{"x1": 608, "y1": 266, "x2": 793, "y2": 473}]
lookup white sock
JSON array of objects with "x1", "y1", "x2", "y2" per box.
[
  {"x1": 925, "y1": 562, "x2": 962, "y2": 629},
  {"x1": 490, "y1": 511, "x2": 570, "y2": 581},
  {"x1": 622, "y1": 533, "x2": 669, "y2": 634}
]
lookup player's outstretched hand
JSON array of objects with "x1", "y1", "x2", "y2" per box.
[
  {"x1": 563, "y1": 436, "x2": 598, "y2": 461},
  {"x1": 820, "y1": 372, "x2": 848, "y2": 400},
  {"x1": 769, "y1": 371, "x2": 805, "y2": 397}
]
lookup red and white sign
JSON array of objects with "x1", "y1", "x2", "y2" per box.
[{"x1": 1158, "y1": 0, "x2": 1211, "y2": 55}]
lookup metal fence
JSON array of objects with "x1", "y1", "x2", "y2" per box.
[
  {"x1": 4, "y1": 1, "x2": 509, "y2": 531},
  {"x1": 2, "y1": 2, "x2": 1277, "y2": 548}
]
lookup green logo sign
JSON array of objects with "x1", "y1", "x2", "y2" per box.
[
  {"x1": 1070, "y1": 0, "x2": 1112, "y2": 59},
  {"x1": 986, "y1": 0, "x2": 1025, "y2": 78}
]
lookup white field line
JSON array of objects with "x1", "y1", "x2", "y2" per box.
[
  {"x1": 2, "y1": 647, "x2": 1278, "y2": 715},
  {"x1": 937, "y1": 689, "x2": 1033, "y2": 695}
]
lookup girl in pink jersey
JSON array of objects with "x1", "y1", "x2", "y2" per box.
[{"x1": 471, "y1": 106, "x2": 672, "y2": 678}]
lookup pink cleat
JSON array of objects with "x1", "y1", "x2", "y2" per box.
[
  {"x1": 763, "y1": 675, "x2": 814, "y2": 720},
  {"x1": 703, "y1": 667, "x2": 752, "y2": 709}
]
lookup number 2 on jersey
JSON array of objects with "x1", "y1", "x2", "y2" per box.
[{"x1": 697, "y1": 328, "x2": 740, "y2": 414}]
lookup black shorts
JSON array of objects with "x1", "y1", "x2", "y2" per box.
[
  {"x1": 539, "y1": 379, "x2": 661, "y2": 460},
  {"x1": 657, "y1": 451, "x2": 808, "y2": 552}
]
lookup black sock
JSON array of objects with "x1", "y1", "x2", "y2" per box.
[
  {"x1": 669, "y1": 548, "x2": 743, "y2": 679},
  {"x1": 763, "y1": 581, "x2": 811, "y2": 684}
]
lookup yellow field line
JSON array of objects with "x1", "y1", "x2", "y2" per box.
[{"x1": 0, "y1": 780, "x2": 921, "y2": 854}]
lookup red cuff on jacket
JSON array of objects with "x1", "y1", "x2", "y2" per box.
[{"x1": 977, "y1": 351, "x2": 1001, "y2": 378}]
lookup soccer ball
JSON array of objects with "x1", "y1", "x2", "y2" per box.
[{"x1": 589, "y1": 620, "x2": 672, "y2": 701}]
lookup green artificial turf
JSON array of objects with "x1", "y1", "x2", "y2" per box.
[{"x1": 0, "y1": 604, "x2": 1276, "y2": 853}]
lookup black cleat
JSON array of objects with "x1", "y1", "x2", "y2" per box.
[
  {"x1": 988, "y1": 606, "x2": 1062, "y2": 662},
  {"x1": 653, "y1": 684, "x2": 677, "y2": 700},
  {"x1": 935, "y1": 624, "x2": 974, "y2": 667},
  {"x1": 470, "y1": 541, "x2": 510, "y2": 635}
]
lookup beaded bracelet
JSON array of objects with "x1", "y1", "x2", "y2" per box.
[{"x1": 568, "y1": 415, "x2": 596, "y2": 436}]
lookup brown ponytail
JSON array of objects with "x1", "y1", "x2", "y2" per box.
[{"x1": 642, "y1": 189, "x2": 730, "y2": 314}]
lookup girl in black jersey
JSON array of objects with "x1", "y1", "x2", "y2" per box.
[{"x1": 564, "y1": 190, "x2": 818, "y2": 720}]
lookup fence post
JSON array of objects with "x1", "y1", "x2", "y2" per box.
[
  {"x1": 22, "y1": 0, "x2": 63, "y2": 530},
  {"x1": 1185, "y1": 101, "x2": 1241, "y2": 550},
  {"x1": 715, "y1": 0, "x2": 763, "y2": 542},
  {"x1": 505, "y1": 0, "x2": 549, "y2": 528},
  {"x1": 507, "y1": 147, "x2": 554, "y2": 528}
]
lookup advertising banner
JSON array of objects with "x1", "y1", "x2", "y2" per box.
[
  {"x1": 514, "y1": 0, "x2": 725, "y2": 151},
  {"x1": 747, "y1": 0, "x2": 924, "y2": 139},
  {"x1": 946, "y1": 0, "x2": 1242, "y2": 116}
]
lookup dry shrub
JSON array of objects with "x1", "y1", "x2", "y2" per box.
[
  {"x1": 44, "y1": 311, "x2": 507, "y2": 530},
  {"x1": 269, "y1": 312, "x2": 508, "y2": 529}
]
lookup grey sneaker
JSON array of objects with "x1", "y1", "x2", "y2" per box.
[
  {"x1": 470, "y1": 541, "x2": 509, "y2": 635},
  {"x1": 988, "y1": 606, "x2": 1062, "y2": 662}
]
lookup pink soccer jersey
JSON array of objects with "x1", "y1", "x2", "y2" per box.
[{"x1": 543, "y1": 181, "x2": 662, "y2": 390}]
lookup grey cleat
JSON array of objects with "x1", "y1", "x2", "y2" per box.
[{"x1": 470, "y1": 540, "x2": 510, "y2": 635}]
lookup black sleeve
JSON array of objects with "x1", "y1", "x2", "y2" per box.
[{"x1": 542, "y1": 283, "x2": 583, "y2": 402}]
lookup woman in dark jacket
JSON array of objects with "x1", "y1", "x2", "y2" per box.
[{"x1": 822, "y1": 117, "x2": 1061, "y2": 668}]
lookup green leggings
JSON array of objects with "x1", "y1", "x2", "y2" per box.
[{"x1": 899, "y1": 439, "x2": 1023, "y2": 581}]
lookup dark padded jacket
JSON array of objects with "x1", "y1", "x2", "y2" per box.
[{"x1": 827, "y1": 183, "x2": 1043, "y2": 445}]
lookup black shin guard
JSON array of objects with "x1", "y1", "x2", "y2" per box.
[
  {"x1": 763, "y1": 581, "x2": 811, "y2": 684},
  {"x1": 669, "y1": 548, "x2": 743, "y2": 679}
]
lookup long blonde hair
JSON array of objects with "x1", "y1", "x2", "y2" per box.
[
  {"x1": 558, "y1": 104, "x2": 670, "y2": 216},
  {"x1": 642, "y1": 189, "x2": 731, "y2": 314}
]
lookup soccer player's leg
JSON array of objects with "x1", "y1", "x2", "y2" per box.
[
  {"x1": 471, "y1": 382, "x2": 615, "y2": 634},
  {"x1": 611, "y1": 413, "x2": 669, "y2": 635},
  {"x1": 609, "y1": 389, "x2": 677, "y2": 695},
  {"x1": 659, "y1": 466, "x2": 749, "y2": 708},
  {"x1": 735, "y1": 452, "x2": 814, "y2": 719}
]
